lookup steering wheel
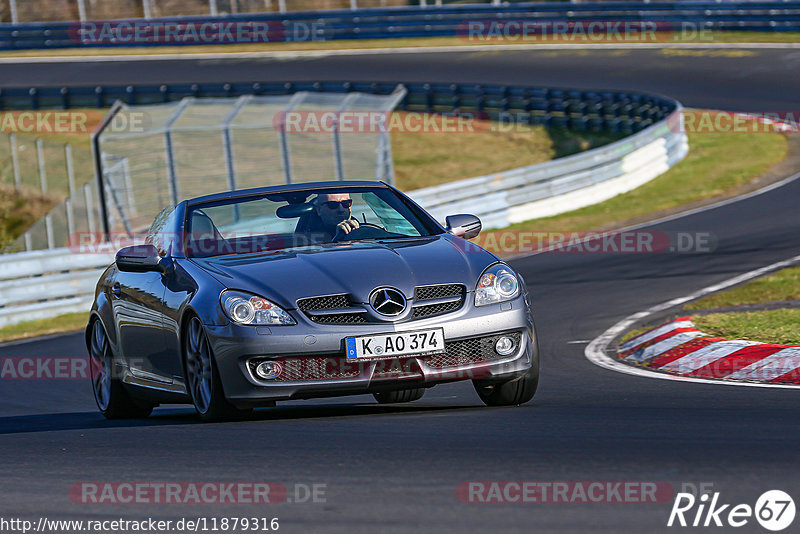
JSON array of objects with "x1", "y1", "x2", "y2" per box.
[{"x1": 332, "y1": 222, "x2": 389, "y2": 242}]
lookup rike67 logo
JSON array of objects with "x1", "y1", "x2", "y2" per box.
[{"x1": 668, "y1": 490, "x2": 795, "y2": 531}]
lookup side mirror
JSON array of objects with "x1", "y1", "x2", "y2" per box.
[
  {"x1": 445, "y1": 214, "x2": 482, "y2": 240},
  {"x1": 116, "y1": 244, "x2": 164, "y2": 273}
]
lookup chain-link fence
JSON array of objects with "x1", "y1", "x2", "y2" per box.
[
  {"x1": 0, "y1": 0, "x2": 416, "y2": 23},
  {"x1": 5, "y1": 87, "x2": 406, "y2": 251}
]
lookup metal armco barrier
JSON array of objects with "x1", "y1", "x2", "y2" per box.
[
  {"x1": 0, "y1": 80, "x2": 684, "y2": 327},
  {"x1": 0, "y1": 248, "x2": 114, "y2": 328},
  {"x1": 410, "y1": 107, "x2": 687, "y2": 229},
  {"x1": 1, "y1": 1, "x2": 800, "y2": 50}
]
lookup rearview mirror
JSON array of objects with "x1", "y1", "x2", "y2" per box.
[
  {"x1": 116, "y1": 244, "x2": 164, "y2": 273},
  {"x1": 445, "y1": 214, "x2": 482, "y2": 240}
]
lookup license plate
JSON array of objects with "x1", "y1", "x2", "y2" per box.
[{"x1": 345, "y1": 329, "x2": 446, "y2": 359}]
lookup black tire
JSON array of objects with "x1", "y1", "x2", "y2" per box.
[
  {"x1": 473, "y1": 366, "x2": 539, "y2": 407},
  {"x1": 184, "y1": 316, "x2": 252, "y2": 422},
  {"x1": 373, "y1": 388, "x2": 425, "y2": 404},
  {"x1": 88, "y1": 319, "x2": 154, "y2": 419}
]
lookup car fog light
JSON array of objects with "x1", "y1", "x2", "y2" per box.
[
  {"x1": 495, "y1": 336, "x2": 515, "y2": 356},
  {"x1": 255, "y1": 361, "x2": 282, "y2": 380}
]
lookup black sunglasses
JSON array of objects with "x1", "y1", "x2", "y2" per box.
[{"x1": 321, "y1": 199, "x2": 353, "y2": 209}]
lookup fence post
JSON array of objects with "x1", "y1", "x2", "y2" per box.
[
  {"x1": 209, "y1": 0, "x2": 218, "y2": 16},
  {"x1": 161, "y1": 98, "x2": 193, "y2": 206},
  {"x1": 278, "y1": 92, "x2": 308, "y2": 184},
  {"x1": 45, "y1": 214, "x2": 54, "y2": 250},
  {"x1": 77, "y1": 0, "x2": 87, "y2": 21},
  {"x1": 66, "y1": 198, "x2": 75, "y2": 239},
  {"x1": 142, "y1": 0, "x2": 153, "y2": 19},
  {"x1": 9, "y1": 134, "x2": 21, "y2": 191},
  {"x1": 36, "y1": 139, "x2": 48, "y2": 194},
  {"x1": 350, "y1": 0, "x2": 358, "y2": 9},
  {"x1": 221, "y1": 95, "x2": 251, "y2": 192},
  {"x1": 122, "y1": 158, "x2": 136, "y2": 217},
  {"x1": 65, "y1": 144, "x2": 76, "y2": 197},
  {"x1": 278, "y1": 0, "x2": 287, "y2": 13},
  {"x1": 163, "y1": 132, "x2": 179, "y2": 206},
  {"x1": 84, "y1": 183, "x2": 96, "y2": 234},
  {"x1": 9, "y1": 0, "x2": 18, "y2": 23},
  {"x1": 92, "y1": 100, "x2": 125, "y2": 241}
]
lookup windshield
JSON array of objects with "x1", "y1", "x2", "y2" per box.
[{"x1": 185, "y1": 186, "x2": 439, "y2": 258}]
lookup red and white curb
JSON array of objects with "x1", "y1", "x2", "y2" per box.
[{"x1": 619, "y1": 317, "x2": 800, "y2": 384}]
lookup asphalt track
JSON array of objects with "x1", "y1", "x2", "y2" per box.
[{"x1": 1, "y1": 47, "x2": 800, "y2": 533}]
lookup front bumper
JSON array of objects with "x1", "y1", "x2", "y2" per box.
[{"x1": 204, "y1": 296, "x2": 536, "y2": 408}]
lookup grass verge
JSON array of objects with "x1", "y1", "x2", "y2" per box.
[
  {"x1": 692, "y1": 309, "x2": 800, "y2": 345},
  {"x1": 2, "y1": 32, "x2": 800, "y2": 58},
  {"x1": 392, "y1": 121, "x2": 622, "y2": 190},
  {"x1": 686, "y1": 266, "x2": 800, "y2": 310},
  {"x1": 481, "y1": 111, "x2": 787, "y2": 242},
  {"x1": 0, "y1": 312, "x2": 88, "y2": 344}
]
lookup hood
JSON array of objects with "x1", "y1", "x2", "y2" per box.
[{"x1": 191, "y1": 235, "x2": 498, "y2": 309}]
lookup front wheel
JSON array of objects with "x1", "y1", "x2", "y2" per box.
[
  {"x1": 473, "y1": 366, "x2": 539, "y2": 407},
  {"x1": 373, "y1": 388, "x2": 425, "y2": 404},
  {"x1": 184, "y1": 317, "x2": 251, "y2": 422},
  {"x1": 88, "y1": 319, "x2": 153, "y2": 419}
]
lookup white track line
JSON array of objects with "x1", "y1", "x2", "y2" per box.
[
  {"x1": 585, "y1": 252, "x2": 800, "y2": 389},
  {"x1": 2, "y1": 42, "x2": 800, "y2": 64}
]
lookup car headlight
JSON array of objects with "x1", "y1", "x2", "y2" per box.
[
  {"x1": 475, "y1": 263, "x2": 520, "y2": 306},
  {"x1": 220, "y1": 290, "x2": 296, "y2": 326}
]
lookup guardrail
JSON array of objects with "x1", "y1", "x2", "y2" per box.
[
  {"x1": 0, "y1": 248, "x2": 114, "y2": 328},
  {"x1": 1, "y1": 1, "x2": 800, "y2": 50},
  {"x1": 0, "y1": 80, "x2": 684, "y2": 327},
  {"x1": 410, "y1": 108, "x2": 687, "y2": 228}
]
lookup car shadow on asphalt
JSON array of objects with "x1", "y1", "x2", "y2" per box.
[{"x1": 0, "y1": 403, "x2": 488, "y2": 435}]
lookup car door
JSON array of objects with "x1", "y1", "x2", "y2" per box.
[{"x1": 111, "y1": 208, "x2": 173, "y2": 385}]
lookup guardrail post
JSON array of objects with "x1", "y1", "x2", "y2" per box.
[
  {"x1": 142, "y1": 0, "x2": 153, "y2": 19},
  {"x1": 350, "y1": 0, "x2": 358, "y2": 9},
  {"x1": 9, "y1": 0, "x2": 18, "y2": 23},
  {"x1": 209, "y1": 0, "x2": 218, "y2": 16},
  {"x1": 278, "y1": 0, "x2": 287, "y2": 13},
  {"x1": 36, "y1": 139, "x2": 48, "y2": 194},
  {"x1": 9, "y1": 134, "x2": 21, "y2": 191}
]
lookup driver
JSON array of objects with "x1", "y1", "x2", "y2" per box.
[{"x1": 310, "y1": 193, "x2": 360, "y2": 241}]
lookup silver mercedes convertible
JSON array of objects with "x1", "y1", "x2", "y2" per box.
[{"x1": 87, "y1": 181, "x2": 539, "y2": 421}]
